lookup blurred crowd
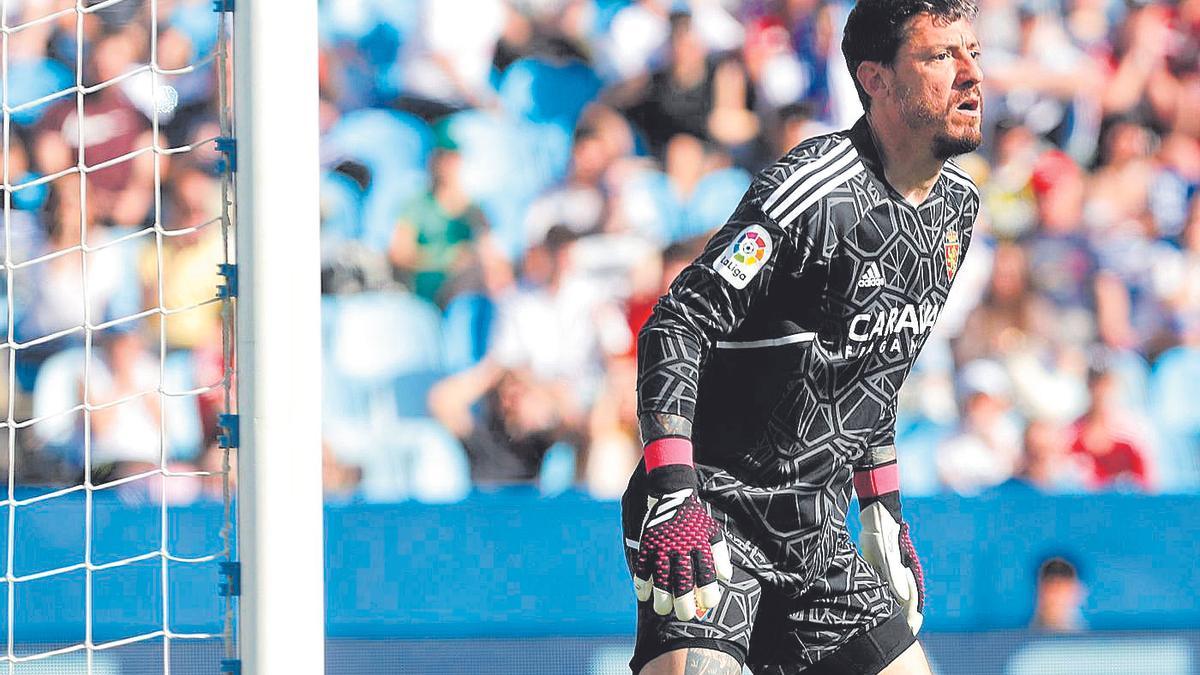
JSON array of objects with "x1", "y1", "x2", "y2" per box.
[
  {"x1": 7, "y1": 0, "x2": 1200, "y2": 505},
  {"x1": 0, "y1": 0, "x2": 230, "y2": 501},
  {"x1": 316, "y1": 0, "x2": 1200, "y2": 502}
]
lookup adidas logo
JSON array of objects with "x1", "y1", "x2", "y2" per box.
[{"x1": 858, "y1": 262, "x2": 885, "y2": 288}]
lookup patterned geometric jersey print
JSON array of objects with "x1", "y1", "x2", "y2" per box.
[{"x1": 636, "y1": 117, "x2": 979, "y2": 585}]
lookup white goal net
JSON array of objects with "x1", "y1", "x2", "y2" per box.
[{"x1": 0, "y1": 0, "x2": 236, "y2": 672}]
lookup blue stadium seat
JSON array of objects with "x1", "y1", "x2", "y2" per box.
[
  {"x1": 320, "y1": 170, "x2": 366, "y2": 245},
  {"x1": 358, "y1": 417, "x2": 471, "y2": 503},
  {"x1": 1110, "y1": 349, "x2": 1152, "y2": 413},
  {"x1": 441, "y1": 292, "x2": 495, "y2": 373},
  {"x1": 321, "y1": 0, "x2": 421, "y2": 45},
  {"x1": 497, "y1": 58, "x2": 602, "y2": 132},
  {"x1": 323, "y1": 109, "x2": 433, "y2": 251},
  {"x1": 167, "y1": 0, "x2": 219, "y2": 60},
  {"x1": 30, "y1": 346, "x2": 87, "y2": 467},
  {"x1": 538, "y1": 441, "x2": 577, "y2": 497},
  {"x1": 618, "y1": 169, "x2": 684, "y2": 245},
  {"x1": 30, "y1": 345, "x2": 203, "y2": 466},
  {"x1": 323, "y1": 290, "x2": 470, "y2": 502},
  {"x1": 330, "y1": 291, "x2": 442, "y2": 380},
  {"x1": 896, "y1": 417, "x2": 954, "y2": 497},
  {"x1": 162, "y1": 350, "x2": 203, "y2": 462},
  {"x1": 1149, "y1": 346, "x2": 1200, "y2": 491},
  {"x1": 681, "y1": 168, "x2": 753, "y2": 242},
  {"x1": 7, "y1": 57, "x2": 72, "y2": 126},
  {"x1": 445, "y1": 110, "x2": 569, "y2": 258}
]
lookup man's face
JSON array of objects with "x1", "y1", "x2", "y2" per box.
[{"x1": 888, "y1": 14, "x2": 983, "y2": 158}]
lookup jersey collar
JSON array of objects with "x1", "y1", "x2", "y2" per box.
[{"x1": 847, "y1": 116, "x2": 949, "y2": 209}]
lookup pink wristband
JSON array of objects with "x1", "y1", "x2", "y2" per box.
[
  {"x1": 853, "y1": 463, "x2": 900, "y2": 498},
  {"x1": 644, "y1": 437, "x2": 694, "y2": 471}
]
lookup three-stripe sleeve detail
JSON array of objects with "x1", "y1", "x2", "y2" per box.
[{"x1": 764, "y1": 138, "x2": 865, "y2": 228}]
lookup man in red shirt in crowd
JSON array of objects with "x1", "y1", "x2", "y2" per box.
[{"x1": 1068, "y1": 361, "x2": 1152, "y2": 490}]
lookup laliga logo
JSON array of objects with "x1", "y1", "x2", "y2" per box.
[
  {"x1": 735, "y1": 233, "x2": 765, "y2": 263},
  {"x1": 714, "y1": 225, "x2": 772, "y2": 290}
]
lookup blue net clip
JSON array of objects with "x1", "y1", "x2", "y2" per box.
[
  {"x1": 213, "y1": 0, "x2": 234, "y2": 13},
  {"x1": 220, "y1": 658, "x2": 241, "y2": 674},
  {"x1": 218, "y1": 413, "x2": 239, "y2": 449},
  {"x1": 217, "y1": 263, "x2": 238, "y2": 299},
  {"x1": 219, "y1": 562, "x2": 241, "y2": 597},
  {"x1": 215, "y1": 137, "x2": 237, "y2": 173}
]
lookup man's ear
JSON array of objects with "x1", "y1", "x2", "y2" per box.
[{"x1": 857, "y1": 61, "x2": 892, "y2": 105}]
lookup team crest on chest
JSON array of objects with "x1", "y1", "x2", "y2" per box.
[{"x1": 943, "y1": 224, "x2": 960, "y2": 281}]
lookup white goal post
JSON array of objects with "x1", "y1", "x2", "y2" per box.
[{"x1": 232, "y1": 1, "x2": 325, "y2": 673}]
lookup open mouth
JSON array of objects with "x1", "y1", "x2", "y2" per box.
[{"x1": 956, "y1": 98, "x2": 981, "y2": 114}]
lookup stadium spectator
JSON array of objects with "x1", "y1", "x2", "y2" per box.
[
  {"x1": 1089, "y1": 125, "x2": 1184, "y2": 357},
  {"x1": 1158, "y1": 197, "x2": 1200, "y2": 322},
  {"x1": 428, "y1": 360, "x2": 566, "y2": 486},
  {"x1": 580, "y1": 241, "x2": 699, "y2": 498},
  {"x1": 955, "y1": 241, "x2": 1056, "y2": 364},
  {"x1": 523, "y1": 123, "x2": 612, "y2": 245},
  {"x1": 488, "y1": 225, "x2": 631, "y2": 419},
  {"x1": 981, "y1": 120, "x2": 1040, "y2": 238},
  {"x1": 1101, "y1": 1, "x2": 1185, "y2": 127},
  {"x1": 1087, "y1": 118, "x2": 1156, "y2": 231},
  {"x1": 1021, "y1": 149, "x2": 1098, "y2": 345},
  {"x1": 401, "y1": 0, "x2": 506, "y2": 108},
  {"x1": 953, "y1": 241, "x2": 1090, "y2": 421},
  {"x1": 141, "y1": 165, "x2": 224, "y2": 351},
  {"x1": 772, "y1": 103, "x2": 835, "y2": 157},
  {"x1": 89, "y1": 329, "x2": 162, "y2": 475},
  {"x1": 6, "y1": 0, "x2": 1200, "y2": 503},
  {"x1": 1067, "y1": 358, "x2": 1156, "y2": 490},
  {"x1": 1031, "y1": 556, "x2": 1088, "y2": 632},
  {"x1": 323, "y1": 440, "x2": 363, "y2": 502},
  {"x1": 581, "y1": 348, "x2": 642, "y2": 499},
  {"x1": 937, "y1": 360, "x2": 1023, "y2": 495},
  {"x1": 19, "y1": 179, "x2": 139, "y2": 345},
  {"x1": 1009, "y1": 418, "x2": 1089, "y2": 492},
  {"x1": 983, "y1": 4, "x2": 1100, "y2": 151},
  {"x1": 620, "y1": 11, "x2": 759, "y2": 161},
  {"x1": 387, "y1": 131, "x2": 489, "y2": 307},
  {"x1": 37, "y1": 28, "x2": 156, "y2": 226},
  {"x1": 1149, "y1": 132, "x2": 1200, "y2": 241}
]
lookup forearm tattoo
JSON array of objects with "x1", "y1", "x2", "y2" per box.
[
  {"x1": 859, "y1": 443, "x2": 897, "y2": 468},
  {"x1": 638, "y1": 411, "x2": 693, "y2": 445}
]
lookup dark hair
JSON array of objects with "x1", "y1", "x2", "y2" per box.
[
  {"x1": 668, "y1": 10, "x2": 693, "y2": 39},
  {"x1": 841, "y1": 0, "x2": 979, "y2": 111},
  {"x1": 1038, "y1": 556, "x2": 1080, "y2": 582}
]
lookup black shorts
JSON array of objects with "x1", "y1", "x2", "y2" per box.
[{"x1": 622, "y1": 490, "x2": 914, "y2": 674}]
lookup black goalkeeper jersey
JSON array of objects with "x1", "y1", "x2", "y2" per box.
[{"x1": 633, "y1": 117, "x2": 979, "y2": 584}]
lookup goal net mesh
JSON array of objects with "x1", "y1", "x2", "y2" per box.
[{"x1": 0, "y1": 0, "x2": 235, "y2": 672}]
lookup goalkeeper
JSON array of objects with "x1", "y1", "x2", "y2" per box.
[{"x1": 621, "y1": 0, "x2": 984, "y2": 673}]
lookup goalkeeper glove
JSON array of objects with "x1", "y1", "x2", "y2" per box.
[
  {"x1": 629, "y1": 439, "x2": 733, "y2": 621},
  {"x1": 855, "y1": 461, "x2": 925, "y2": 634}
]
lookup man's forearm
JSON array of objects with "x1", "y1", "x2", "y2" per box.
[
  {"x1": 638, "y1": 412, "x2": 695, "y2": 472},
  {"x1": 638, "y1": 411, "x2": 693, "y2": 445}
]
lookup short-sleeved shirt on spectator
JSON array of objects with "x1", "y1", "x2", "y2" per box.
[{"x1": 395, "y1": 193, "x2": 482, "y2": 303}]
